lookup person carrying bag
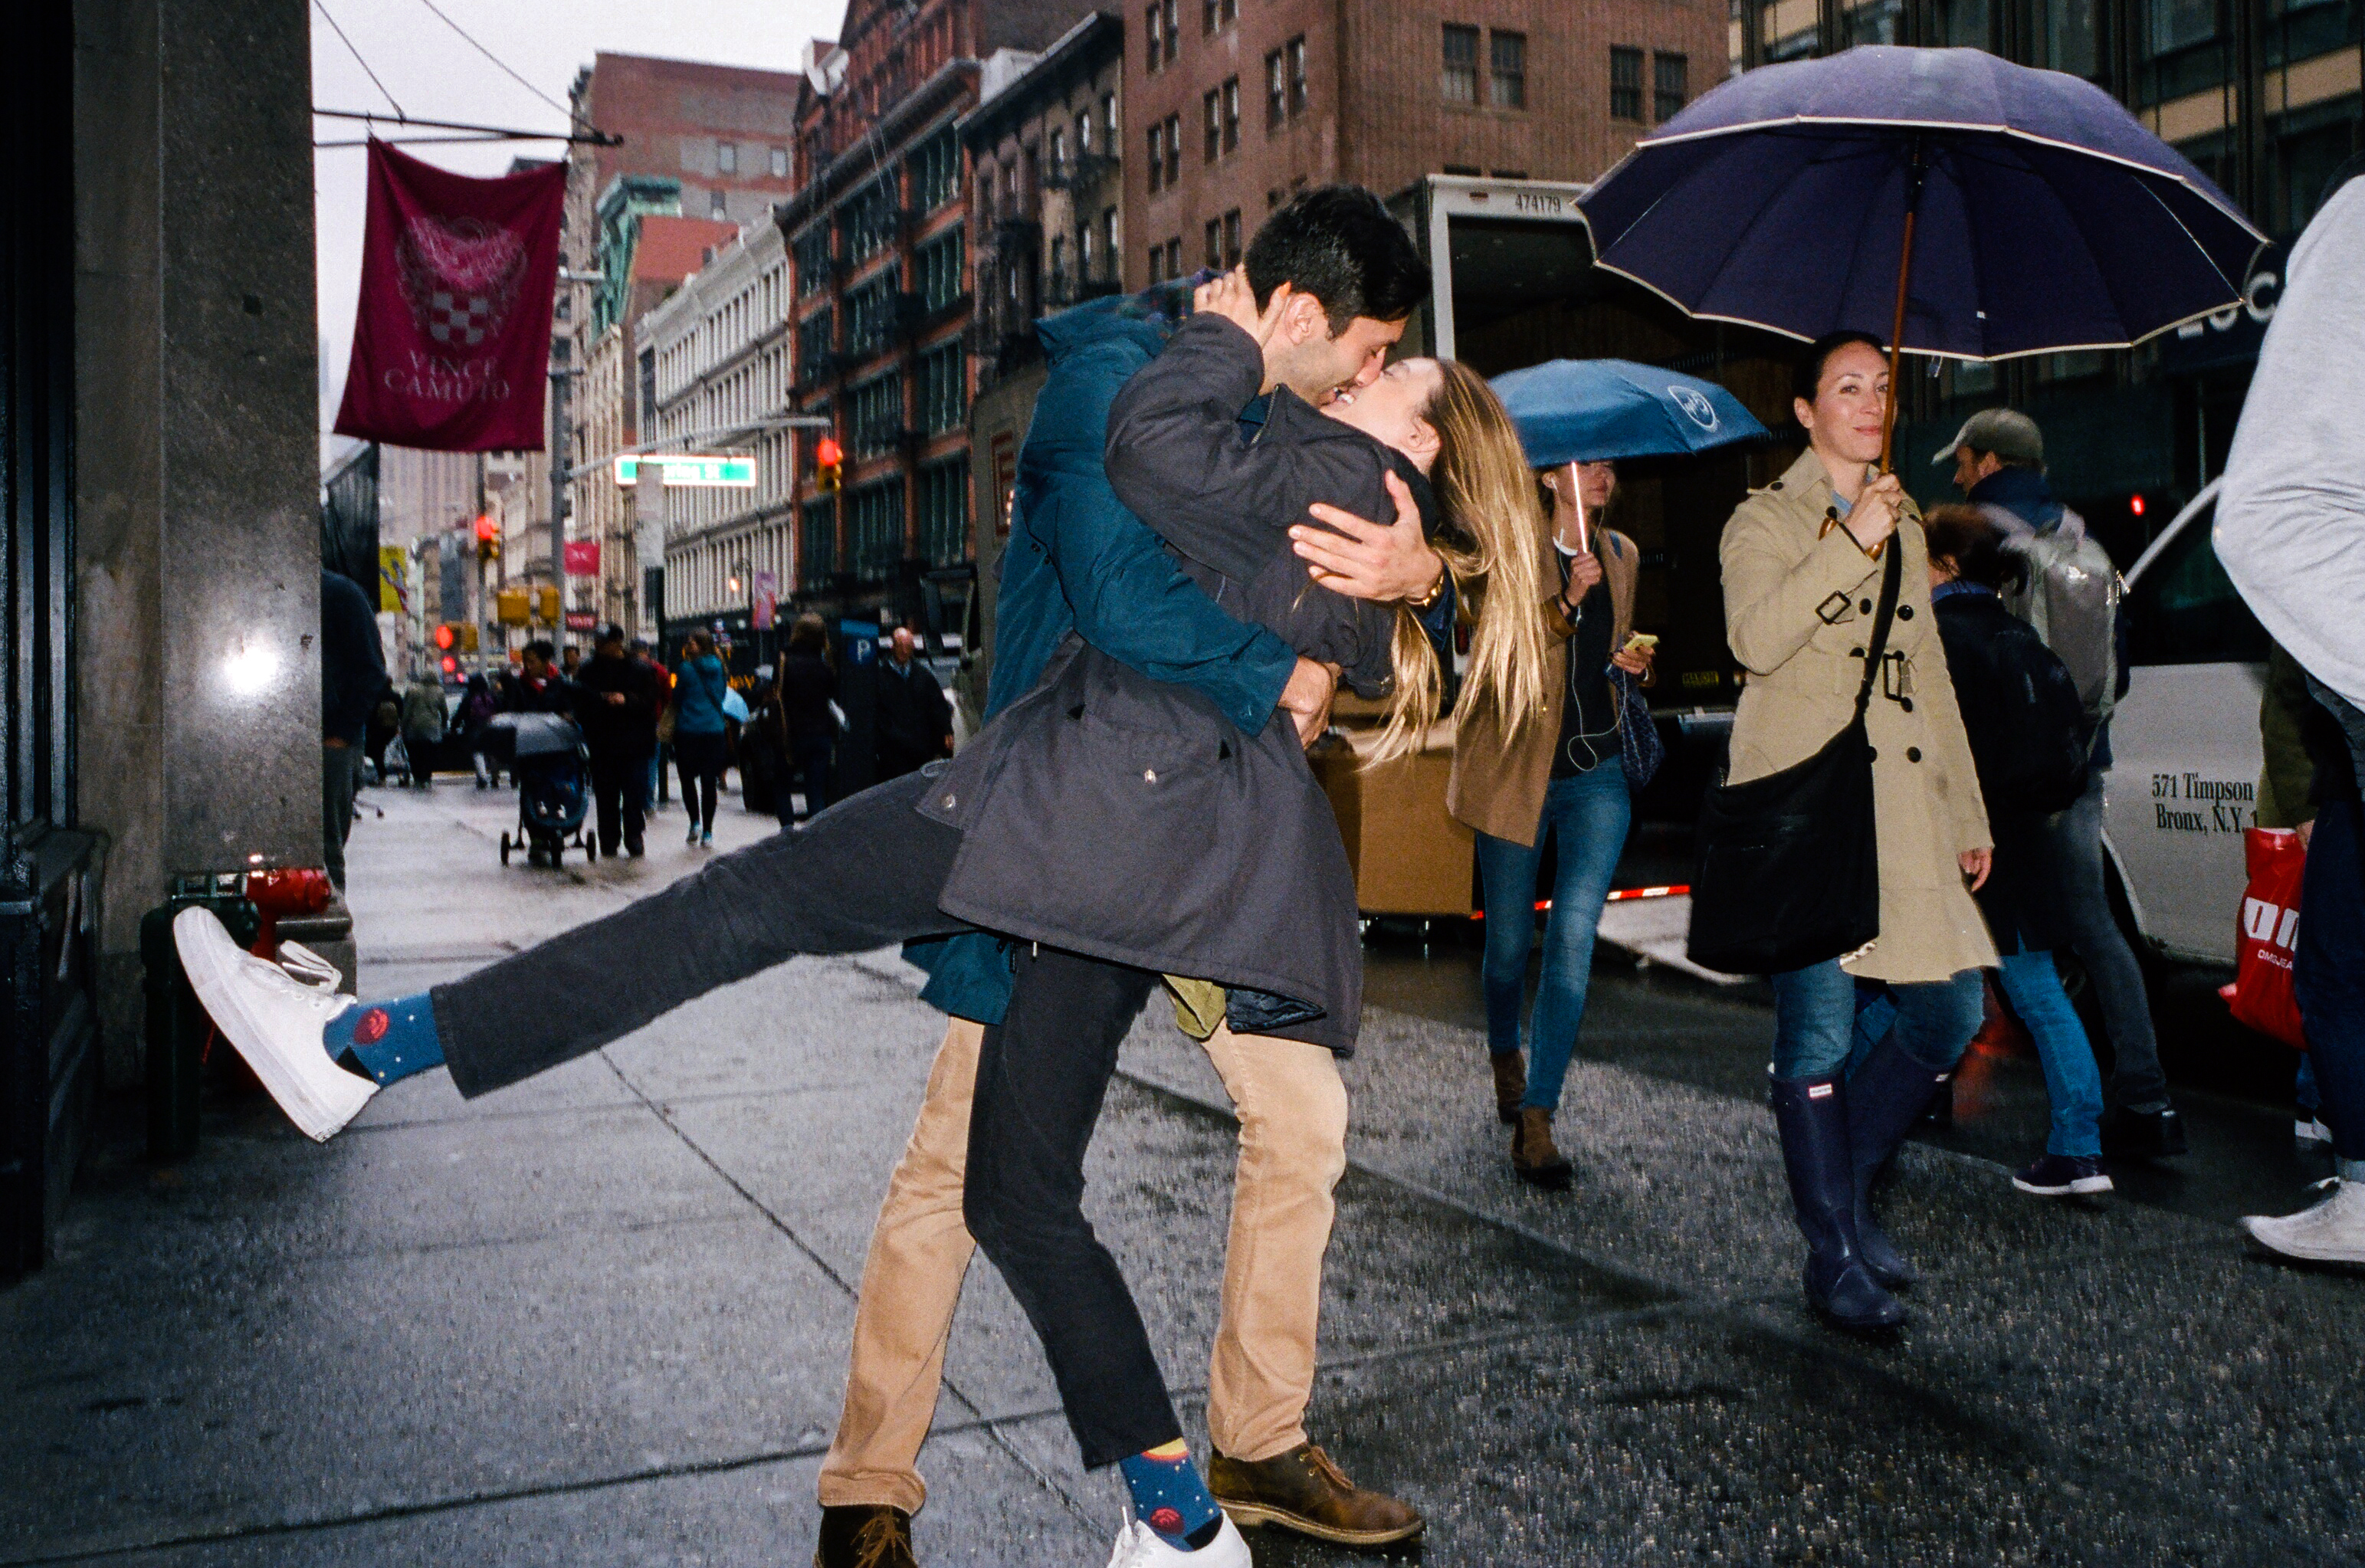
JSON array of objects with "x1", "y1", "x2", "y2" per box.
[{"x1": 1694, "y1": 331, "x2": 1996, "y2": 1335}]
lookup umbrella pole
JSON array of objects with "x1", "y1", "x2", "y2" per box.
[{"x1": 1880, "y1": 139, "x2": 1928, "y2": 474}]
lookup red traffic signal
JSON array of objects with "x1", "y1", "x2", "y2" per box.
[
  {"x1": 440, "y1": 654, "x2": 459, "y2": 675},
  {"x1": 434, "y1": 624, "x2": 456, "y2": 651},
  {"x1": 474, "y1": 513, "x2": 499, "y2": 543},
  {"x1": 814, "y1": 437, "x2": 843, "y2": 468}
]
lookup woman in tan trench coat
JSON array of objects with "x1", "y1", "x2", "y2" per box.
[{"x1": 1722, "y1": 332, "x2": 1995, "y2": 1331}]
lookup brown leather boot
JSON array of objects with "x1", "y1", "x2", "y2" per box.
[
  {"x1": 1208, "y1": 1442, "x2": 1424, "y2": 1547},
  {"x1": 814, "y1": 1504, "x2": 918, "y2": 1568},
  {"x1": 1512, "y1": 1107, "x2": 1573, "y2": 1190},
  {"x1": 1491, "y1": 1050, "x2": 1526, "y2": 1124}
]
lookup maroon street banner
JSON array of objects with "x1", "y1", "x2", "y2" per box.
[
  {"x1": 333, "y1": 141, "x2": 566, "y2": 451},
  {"x1": 563, "y1": 539, "x2": 601, "y2": 576}
]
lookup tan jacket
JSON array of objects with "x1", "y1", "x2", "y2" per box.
[
  {"x1": 1448, "y1": 528, "x2": 1638, "y2": 847},
  {"x1": 1721, "y1": 449, "x2": 1995, "y2": 983}
]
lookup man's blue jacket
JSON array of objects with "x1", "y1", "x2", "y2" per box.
[{"x1": 905, "y1": 290, "x2": 1299, "y2": 1022}]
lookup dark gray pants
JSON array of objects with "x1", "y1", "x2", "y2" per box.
[
  {"x1": 431, "y1": 769, "x2": 970, "y2": 1098},
  {"x1": 2046, "y1": 770, "x2": 2167, "y2": 1112}
]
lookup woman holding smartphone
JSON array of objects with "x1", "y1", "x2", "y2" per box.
[{"x1": 1448, "y1": 454, "x2": 1655, "y2": 1189}]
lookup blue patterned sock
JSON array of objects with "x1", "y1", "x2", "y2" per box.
[
  {"x1": 324, "y1": 992, "x2": 445, "y2": 1086},
  {"x1": 1118, "y1": 1442, "x2": 1222, "y2": 1550}
]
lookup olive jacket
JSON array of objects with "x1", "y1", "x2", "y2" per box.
[
  {"x1": 1720, "y1": 448, "x2": 1996, "y2": 983},
  {"x1": 1448, "y1": 529, "x2": 1638, "y2": 847}
]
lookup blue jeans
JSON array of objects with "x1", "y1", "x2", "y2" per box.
[
  {"x1": 2047, "y1": 770, "x2": 2168, "y2": 1112},
  {"x1": 1993, "y1": 949, "x2": 2105, "y2": 1158},
  {"x1": 1776, "y1": 962, "x2": 1981, "y2": 1081},
  {"x1": 2297, "y1": 799, "x2": 2365, "y2": 1174},
  {"x1": 1475, "y1": 765, "x2": 1631, "y2": 1113}
]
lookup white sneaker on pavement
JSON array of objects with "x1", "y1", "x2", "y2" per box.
[
  {"x1": 172, "y1": 907, "x2": 376, "y2": 1142},
  {"x1": 2242, "y1": 1177, "x2": 2365, "y2": 1265},
  {"x1": 1103, "y1": 1514, "x2": 1251, "y2": 1568}
]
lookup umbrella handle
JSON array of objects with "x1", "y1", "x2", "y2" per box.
[{"x1": 1881, "y1": 138, "x2": 1928, "y2": 475}]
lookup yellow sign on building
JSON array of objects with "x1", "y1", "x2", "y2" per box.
[{"x1": 377, "y1": 546, "x2": 407, "y2": 613}]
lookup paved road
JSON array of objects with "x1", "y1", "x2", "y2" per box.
[{"x1": 4, "y1": 777, "x2": 2360, "y2": 1566}]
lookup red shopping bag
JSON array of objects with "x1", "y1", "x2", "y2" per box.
[{"x1": 2219, "y1": 827, "x2": 2309, "y2": 1048}]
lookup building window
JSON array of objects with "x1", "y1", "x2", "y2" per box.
[
  {"x1": 918, "y1": 457, "x2": 970, "y2": 566},
  {"x1": 800, "y1": 497, "x2": 836, "y2": 593},
  {"x1": 710, "y1": 189, "x2": 728, "y2": 218},
  {"x1": 1102, "y1": 208, "x2": 1118, "y2": 277},
  {"x1": 1162, "y1": 0, "x2": 1179, "y2": 62},
  {"x1": 793, "y1": 228, "x2": 831, "y2": 297},
  {"x1": 917, "y1": 227, "x2": 966, "y2": 311},
  {"x1": 1491, "y1": 31, "x2": 1527, "y2": 109},
  {"x1": 1075, "y1": 109, "x2": 1093, "y2": 155},
  {"x1": 797, "y1": 309, "x2": 835, "y2": 382},
  {"x1": 845, "y1": 267, "x2": 903, "y2": 357},
  {"x1": 1050, "y1": 126, "x2": 1067, "y2": 179},
  {"x1": 920, "y1": 342, "x2": 966, "y2": 433},
  {"x1": 1653, "y1": 52, "x2": 1689, "y2": 121},
  {"x1": 638, "y1": 348, "x2": 657, "y2": 431},
  {"x1": 849, "y1": 480, "x2": 904, "y2": 580},
  {"x1": 1146, "y1": 0, "x2": 1163, "y2": 69},
  {"x1": 848, "y1": 372, "x2": 906, "y2": 457},
  {"x1": 1202, "y1": 0, "x2": 1235, "y2": 32},
  {"x1": 911, "y1": 128, "x2": 962, "y2": 211},
  {"x1": 1149, "y1": 241, "x2": 1165, "y2": 284},
  {"x1": 1204, "y1": 87, "x2": 1222, "y2": 162},
  {"x1": 843, "y1": 176, "x2": 897, "y2": 262},
  {"x1": 717, "y1": 140, "x2": 738, "y2": 175},
  {"x1": 1163, "y1": 114, "x2": 1181, "y2": 187},
  {"x1": 1148, "y1": 122, "x2": 1166, "y2": 192},
  {"x1": 770, "y1": 145, "x2": 789, "y2": 178},
  {"x1": 1442, "y1": 25, "x2": 1479, "y2": 103},
  {"x1": 1223, "y1": 77, "x2": 1240, "y2": 152},
  {"x1": 1611, "y1": 46, "x2": 1645, "y2": 121},
  {"x1": 1078, "y1": 220, "x2": 1096, "y2": 279},
  {"x1": 1288, "y1": 37, "x2": 1308, "y2": 116},
  {"x1": 1166, "y1": 236, "x2": 1182, "y2": 278},
  {"x1": 1204, "y1": 217, "x2": 1222, "y2": 271},
  {"x1": 1222, "y1": 208, "x2": 1242, "y2": 265},
  {"x1": 1103, "y1": 93, "x2": 1119, "y2": 144},
  {"x1": 1266, "y1": 50, "x2": 1286, "y2": 126}
]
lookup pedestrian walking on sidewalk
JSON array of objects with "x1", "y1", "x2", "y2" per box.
[
  {"x1": 572, "y1": 624, "x2": 658, "y2": 859},
  {"x1": 320, "y1": 567, "x2": 386, "y2": 893},
  {"x1": 1449, "y1": 453, "x2": 1653, "y2": 1189},
  {"x1": 398, "y1": 674, "x2": 445, "y2": 789},
  {"x1": 2221, "y1": 156, "x2": 2365, "y2": 1265},
  {"x1": 777, "y1": 614, "x2": 838, "y2": 824},
  {"x1": 1722, "y1": 333, "x2": 1994, "y2": 1332},
  {"x1": 671, "y1": 630, "x2": 730, "y2": 847},
  {"x1": 1923, "y1": 506, "x2": 2113, "y2": 1199},
  {"x1": 874, "y1": 627, "x2": 953, "y2": 782},
  {"x1": 1939, "y1": 406, "x2": 2180, "y2": 1158}
]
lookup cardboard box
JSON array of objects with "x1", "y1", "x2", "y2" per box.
[{"x1": 1310, "y1": 717, "x2": 1476, "y2": 916}]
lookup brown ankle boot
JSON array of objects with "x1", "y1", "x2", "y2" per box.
[
  {"x1": 1491, "y1": 1050, "x2": 1526, "y2": 1125},
  {"x1": 1207, "y1": 1442, "x2": 1424, "y2": 1547},
  {"x1": 1512, "y1": 1107, "x2": 1573, "y2": 1189}
]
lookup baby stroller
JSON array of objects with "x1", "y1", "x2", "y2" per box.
[{"x1": 480, "y1": 713, "x2": 595, "y2": 868}]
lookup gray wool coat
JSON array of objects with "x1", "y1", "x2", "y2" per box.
[{"x1": 918, "y1": 314, "x2": 1401, "y2": 1052}]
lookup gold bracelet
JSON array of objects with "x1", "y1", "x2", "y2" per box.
[{"x1": 1405, "y1": 559, "x2": 1446, "y2": 611}]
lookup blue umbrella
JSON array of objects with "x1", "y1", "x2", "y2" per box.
[
  {"x1": 1490, "y1": 359, "x2": 1771, "y2": 467},
  {"x1": 1579, "y1": 47, "x2": 2266, "y2": 458}
]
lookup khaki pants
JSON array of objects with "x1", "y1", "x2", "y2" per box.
[{"x1": 817, "y1": 1016, "x2": 1349, "y2": 1514}]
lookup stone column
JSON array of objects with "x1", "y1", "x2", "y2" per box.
[{"x1": 74, "y1": 0, "x2": 331, "y2": 1073}]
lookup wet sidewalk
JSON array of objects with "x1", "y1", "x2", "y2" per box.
[{"x1": 4, "y1": 779, "x2": 2360, "y2": 1566}]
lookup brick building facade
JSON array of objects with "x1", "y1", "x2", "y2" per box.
[{"x1": 1122, "y1": 0, "x2": 1727, "y2": 288}]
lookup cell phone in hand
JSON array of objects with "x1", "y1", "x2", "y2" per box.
[{"x1": 1621, "y1": 632, "x2": 1658, "y2": 655}]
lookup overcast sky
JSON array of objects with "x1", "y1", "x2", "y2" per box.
[{"x1": 313, "y1": 0, "x2": 841, "y2": 459}]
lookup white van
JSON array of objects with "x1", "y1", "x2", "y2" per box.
[{"x1": 2101, "y1": 478, "x2": 2268, "y2": 968}]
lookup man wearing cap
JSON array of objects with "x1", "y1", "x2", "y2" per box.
[{"x1": 1940, "y1": 408, "x2": 2182, "y2": 1156}]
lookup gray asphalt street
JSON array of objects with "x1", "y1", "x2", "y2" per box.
[{"x1": 4, "y1": 776, "x2": 2359, "y2": 1567}]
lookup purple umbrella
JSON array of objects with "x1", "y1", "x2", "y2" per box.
[{"x1": 1577, "y1": 46, "x2": 2266, "y2": 466}]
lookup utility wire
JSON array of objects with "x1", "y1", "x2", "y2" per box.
[
  {"x1": 411, "y1": 0, "x2": 575, "y2": 122},
  {"x1": 313, "y1": 0, "x2": 405, "y2": 120}
]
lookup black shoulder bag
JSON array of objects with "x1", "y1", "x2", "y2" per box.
[{"x1": 1687, "y1": 540, "x2": 1902, "y2": 976}]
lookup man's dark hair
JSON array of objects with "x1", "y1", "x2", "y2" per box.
[
  {"x1": 596, "y1": 623, "x2": 627, "y2": 649},
  {"x1": 1245, "y1": 185, "x2": 1431, "y2": 336},
  {"x1": 1793, "y1": 330, "x2": 1888, "y2": 405},
  {"x1": 524, "y1": 639, "x2": 555, "y2": 661}
]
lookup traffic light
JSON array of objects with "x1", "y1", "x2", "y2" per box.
[
  {"x1": 815, "y1": 436, "x2": 843, "y2": 495},
  {"x1": 434, "y1": 623, "x2": 456, "y2": 651},
  {"x1": 440, "y1": 654, "x2": 459, "y2": 676},
  {"x1": 474, "y1": 513, "x2": 500, "y2": 563},
  {"x1": 435, "y1": 622, "x2": 478, "y2": 654},
  {"x1": 535, "y1": 585, "x2": 561, "y2": 625}
]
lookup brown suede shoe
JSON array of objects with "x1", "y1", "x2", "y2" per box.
[
  {"x1": 815, "y1": 1504, "x2": 918, "y2": 1568},
  {"x1": 1512, "y1": 1107, "x2": 1573, "y2": 1190},
  {"x1": 1208, "y1": 1442, "x2": 1424, "y2": 1547},
  {"x1": 1491, "y1": 1050, "x2": 1527, "y2": 1125}
]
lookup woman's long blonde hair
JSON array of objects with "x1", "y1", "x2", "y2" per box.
[{"x1": 1366, "y1": 360, "x2": 1554, "y2": 765}]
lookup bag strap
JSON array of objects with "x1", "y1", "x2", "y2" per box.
[{"x1": 1852, "y1": 539, "x2": 1906, "y2": 716}]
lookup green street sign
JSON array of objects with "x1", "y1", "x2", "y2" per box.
[{"x1": 614, "y1": 453, "x2": 756, "y2": 488}]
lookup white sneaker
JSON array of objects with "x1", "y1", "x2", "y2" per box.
[
  {"x1": 2242, "y1": 1177, "x2": 2365, "y2": 1265},
  {"x1": 1103, "y1": 1514, "x2": 1251, "y2": 1568},
  {"x1": 172, "y1": 907, "x2": 376, "y2": 1142}
]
